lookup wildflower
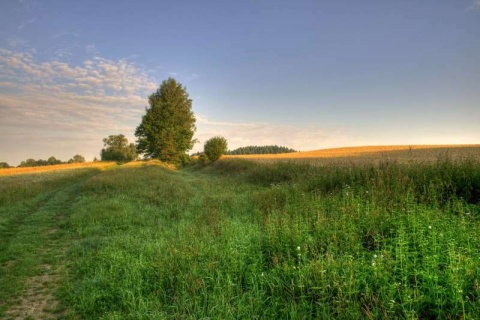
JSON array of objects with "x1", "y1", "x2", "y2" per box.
[
  {"x1": 373, "y1": 254, "x2": 377, "y2": 259},
  {"x1": 372, "y1": 262, "x2": 376, "y2": 266},
  {"x1": 428, "y1": 225, "x2": 432, "y2": 229},
  {"x1": 297, "y1": 246, "x2": 301, "y2": 251}
]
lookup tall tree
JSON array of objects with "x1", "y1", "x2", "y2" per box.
[
  {"x1": 135, "y1": 78, "x2": 196, "y2": 163},
  {"x1": 101, "y1": 134, "x2": 137, "y2": 162}
]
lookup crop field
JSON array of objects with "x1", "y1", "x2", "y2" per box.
[{"x1": 1, "y1": 146, "x2": 479, "y2": 319}]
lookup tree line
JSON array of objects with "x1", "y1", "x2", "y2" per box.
[
  {"x1": 226, "y1": 145, "x2": 297, "y2": 155},
  {"x1": 0, "y1": 155, "x2": 86, "y2": 169}
]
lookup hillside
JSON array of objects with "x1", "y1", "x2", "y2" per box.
[{"x1": 1, "y1": 148, "x2": 480, "y2": 318}]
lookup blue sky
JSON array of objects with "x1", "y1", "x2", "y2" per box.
[{"x1": 1, "y1": 0, "x2": 479, "y2": 165}]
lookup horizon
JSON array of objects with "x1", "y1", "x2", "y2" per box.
[{"x1": 1, "y1": 0, "x2": 480, "y2": 166}]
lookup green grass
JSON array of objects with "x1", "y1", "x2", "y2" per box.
[{"x1": 1, "y1": 157, "x2": 479, "y2": 319}]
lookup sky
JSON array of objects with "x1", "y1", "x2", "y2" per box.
[{"x1": 1, "y1": 0, "x2": 479, "y2": 165}]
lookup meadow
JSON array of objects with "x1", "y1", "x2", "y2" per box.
[{"x1": 0, "y1": 146, "x2": 479, "y2": 319}]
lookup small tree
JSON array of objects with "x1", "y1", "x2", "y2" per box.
[
  {"x1": 18, "y1": 159, "x2": 38, "y2": 167},
  {"x1": 135, "y1": 78, "x2": 196, "y2": 163},
  {"x1": 47, "y1": 156, "x2": 62, "y2": 165},
  {"x1": 204, "y1": 136, "x2": 228, "y2": 162},
  {"x1": 69, "y1": 154, "x2": 85, "y2": 163},
  {"x1": 101, "y1": 134, "x2": 137, "y2": 162},
  {"x1": 0, "y1": 162, "x2": 10, "y2": 169}
]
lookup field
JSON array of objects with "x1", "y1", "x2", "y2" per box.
[{"x1": 1, "y1": 145, "x2": 479, "y2": 319}]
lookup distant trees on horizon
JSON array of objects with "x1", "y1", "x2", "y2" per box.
[
  {"x1": 225, "y1": 145, "x2": 297, "y2": 155},
  {"x1": 0, "y1": 155, "x2": 86, "y2": 168}
]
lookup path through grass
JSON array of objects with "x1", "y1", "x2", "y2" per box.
[{"x1": 1, "y1": 158, "x2": 480, "y2": 319}]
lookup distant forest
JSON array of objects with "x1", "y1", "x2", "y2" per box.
[
  {"x1": 225, "y1": 145, "x2": 297, "y2": 155},
  {"x1": 0, "y1": 155, "x2": 87, "y2": 169}
]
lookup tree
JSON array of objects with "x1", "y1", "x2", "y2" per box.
[
  {"x1": 101, "y1": 134, "x2": 137, "y2": 162},
  {"x1": 68, "y1": 154, "x2": 85, "y2": 163},
  {"x1": 135, "y1": 78, "x2": 196, "y2": 163},
  {"x1": 47, "y1": 156, "x2": 62, "y2": 165},
  {"x1": 18, "y1": 159, "x2": 38, "y2": 167},
  {"x1": 204, "y1": 136, "x2": 228, "y2": 162},
  {"x1": 0, "y1": 162, "x2": 10, "y2": 169}
]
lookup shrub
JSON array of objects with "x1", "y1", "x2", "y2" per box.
[{"x1": 204, "y1": 136, "x2": 228, "y2": 162}]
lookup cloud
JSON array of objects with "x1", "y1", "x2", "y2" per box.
[
  {"x1": 193, "y1": 115, "x2": 351, "y2": 153},
  {"x1": 85, "y1": 44, "x2": 99, "y2": 55},
  {"x1": 5, "y1": 36, "x2": 29, "y2": 49},
  {"x1": 186, "y1": 73, "x2": 200, "y2": 82},
  {"x1": 0, "y1": 48, "x2": 159, "y2": 164},
  {"x1": 18, "y1": 18, "x2": 36, "y2": 32},
  {"x1": 467, "y1": 0, "x2": 480, "y2": 10}
]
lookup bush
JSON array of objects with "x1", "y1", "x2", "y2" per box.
[{"x1": 204, "y1": 136, "x2": 228, "y2": 162}]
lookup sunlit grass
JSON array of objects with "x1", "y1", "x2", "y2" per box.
[
  {"x1": 0, "y1": 161, "x2": 116, "y2": 177},
  {"x1": 1, "y1": 153, "x2": 479, "y2": 318},
  {"x1": 224, "y1": 144, "x2": 480, "y2": 163}
]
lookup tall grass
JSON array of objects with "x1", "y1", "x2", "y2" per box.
[{"x1": 53, "y1": 156, "x2": 480, "y2": 319}]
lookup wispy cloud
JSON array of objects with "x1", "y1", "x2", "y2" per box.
[
  {"x1": 186, "y1": 73, "x2": 200, "y2": 82},
  {"x1": 18, "y1": 18, "x2": 36, "y2": 32},
  {"x1": 467, "y1": 0, "x2": 480, "y2": 10},
  {"x1": 0, "y1": 48, "x2": 158, "y2": 164},
  {"x1": 5, "y1": 35, "x2": 29, "y2": 49},
  {"x1": 194, "y1": 115, "x2": 351, "y2": 152},
  {"x1": 85, "y1": 44, "x2": 99, "y2": 55},
  {"x1": 51, "y1": 29, "x2": 80, "y2": 40}
]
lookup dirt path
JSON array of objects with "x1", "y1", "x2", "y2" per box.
[{"x1": 2, "y1": 173, "x2": 97, "y2": 319}]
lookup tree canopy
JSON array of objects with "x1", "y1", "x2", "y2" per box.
[
  {"x1": 226, "y1": 145, "x2": 297, "y2": 155},
  {"x1": 101, "y1": 134, "x2": 137, "y2": 162},
  {"x1": 204, "y1": 136, "x2": 228, "y2": 162},
  {"x1": 68, "y1": 154, "x2": 86, "y2": 163},
  {"x1": 135, "y1": 78, "x2": 196, "y2": 163},
  {"x1": 0, "y1": 162, "x2": 11, "y2": 169}
]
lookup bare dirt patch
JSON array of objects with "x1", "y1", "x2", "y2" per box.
[{"x1": 5, "y1": 264, "x2": 62, "y2": 320}]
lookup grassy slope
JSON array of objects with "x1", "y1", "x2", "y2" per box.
[
  {"x1": 1, "y1": 154, "x2": 480, "y2": 319},
  {"x1": 0, "y1": 164, "x2": 113, "y2": 318}
]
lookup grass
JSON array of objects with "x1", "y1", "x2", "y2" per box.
[{"x1": 1, "y1": 150, "x2": 479, "y2": 319}]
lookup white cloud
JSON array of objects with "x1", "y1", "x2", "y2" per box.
[{"x1": 0, "y1": 48, "x2": 159, "y2": 165}]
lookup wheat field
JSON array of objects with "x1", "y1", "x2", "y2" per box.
[{"x1": 224, "y1": 144, "x2": 480, "y2": 164}]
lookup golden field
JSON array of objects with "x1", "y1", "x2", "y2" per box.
[
  {"x1": 0, "y1": 161, "x2": 117, "y2": 177},
  {"x1": 224, "y1": 144, "x2": 480, "y2": 164}
]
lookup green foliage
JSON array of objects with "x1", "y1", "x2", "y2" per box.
[
  {"x1": 0, "y1": 162, "x2": 11, "y2": 168},
  {"x1": 204, "y1": 136, "x2": 228, "y2": 162},
  {"x1": 68, "y1": 154, "x2": 86, "y2": 163},
  {"x1": 100, "y1": 134, "x2": 137, "y2": 163},
  {"x1": 2, "y1": 157, "x2": 480, "y2": 318},
  {"x1": 47, "y1": 156, "x2": 62, "y2": 165},
  {"x1": 18, "y1": 157, "x2": 61, "y2": 167},
  {"x1": 226, "y1": 145, "x2": 297, "y2": 155},
  {"x1": 135, "y1": 78, "x2": 196, "y2": 163}
]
